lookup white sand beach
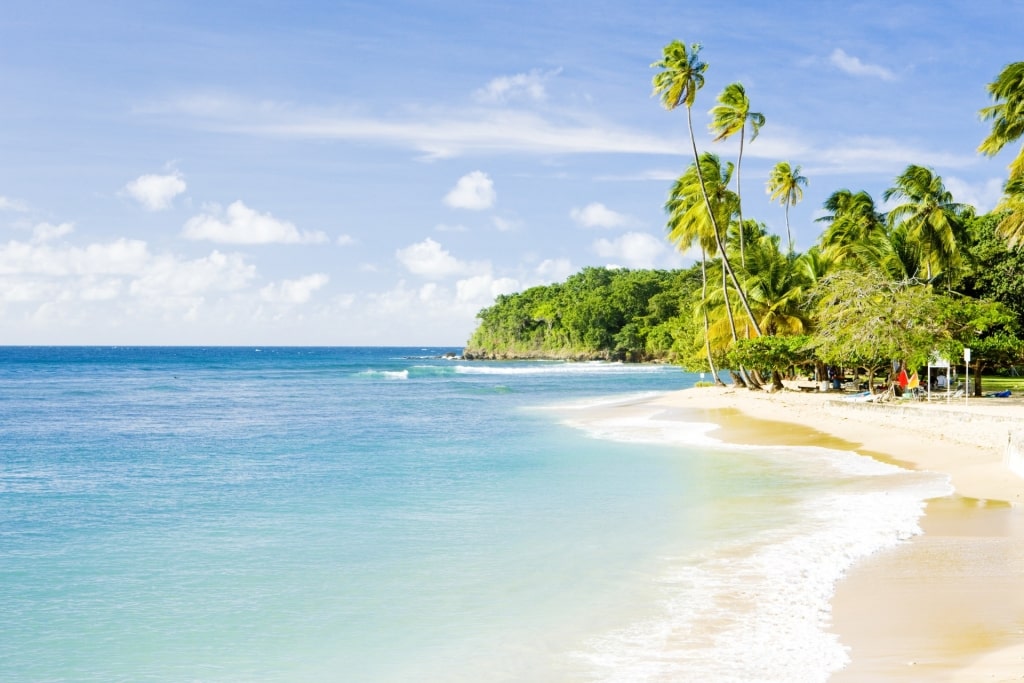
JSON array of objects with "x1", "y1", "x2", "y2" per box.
[{"x1": 652, "y1": 385, "x2": 1024, "y2": 681}]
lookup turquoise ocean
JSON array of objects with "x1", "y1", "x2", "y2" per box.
[{"x1": 0, "y1": 347, "x2": 950, "y2": 682}]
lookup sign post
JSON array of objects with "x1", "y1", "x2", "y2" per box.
[{"x1": 964, "y1": 348, "x2": 971, "y2": 405}]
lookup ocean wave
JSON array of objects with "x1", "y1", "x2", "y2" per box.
[
  {"x1": 354, "y1": 369, "x2": 409, "y2": 380},
  {"x1": 572, "y1": 470, "x2": 950, "y2": 682}
]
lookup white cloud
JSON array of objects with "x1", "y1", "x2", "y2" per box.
[
  {"x1": 444, "y1": 171, "x2": 496, "y2": 210},
  {"x1": 535, "y1": 258, "x2": 575, "y2": 282},
  {"x1": 396, "y1": 237, "x2": 486, "y2": 278},
  {"x1": 0, "y1": 238, "x2": 150, "y2": 276},
  {"x1": 128, "y1": 250, "x2": 255, "y2": 300},
  {"x1": 570, "y1": 202, "x2": 631, "y2": 229},
  {"x1": 0, "y1": 235, "x2": 257, "y2": 322},
  {"x1": 31, "y1": 222, "x2": 75, "y2": 243},
  {"x1": 455, "y1": 274, "x2": 520, "y2": 306},
  {"x1": 150, "y1": 95, "x2": 683, "y2": 160},
  {"x1": 473, "y1": 68, "x2": 561, "y2": 104},
  {"x1": 336, "y1": 234, "x2": 356, "y2": 246},
  {"x1": 260, "y1": 273, "x2": 329, "y2": 304},
  {"x1": 183, "y1": 200, "x2": 328, "y2": 244},
  {"x1": 592, "y1": 232, "x2": 667, "y2": 268},
  {"x1": 943, "y1": 176, "x2": 1005, "y2": 213},
  {"x1": 0, "y1": 196, "x2": 28, "y2": 212},
  {"x1": 829, "y1": 48, "x2": 896, "y2": 82},
  {"x1": 123, "y1": 172, "x2": 187, "y2": 211}
]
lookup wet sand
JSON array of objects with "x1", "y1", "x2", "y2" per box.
[{"x1": 651, "y1": 386, "x2": 1024, "y2": 681}]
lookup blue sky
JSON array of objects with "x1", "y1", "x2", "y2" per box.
[{"x1": 1, "y1": 0, "x2": 1022, "y2": 345}]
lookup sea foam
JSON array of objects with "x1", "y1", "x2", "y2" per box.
[{"x1": 558, "y1": 400, "x2": 952, "y2": 682}]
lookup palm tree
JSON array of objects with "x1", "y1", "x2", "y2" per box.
[
  {"x1": 816, "y1": 189, "x2": 887, "y2": 265},
  {"x1": 739, "y1": 234, "x2": 811, "y2": 337},
  {"x1": 979, "y1": 62, "x2": 1024, "y2": 183},
  {"x1": 666, "y1": 155, "x2": 740, "y2": 385},
  {"x1": 709, "y1": 83, "x2": 765, "y2": 265},
  {"x1": 767, "y1": 161, "x2": 807, "y2": 253},
  {"x1": 652, "y1": 40, "x2": 763, "y2": 337},
  {"x1": 994, "y1": 178, "x2": 1024, "y2": 248},
  {"x1": 882, "y1": 164, "x2": 973, "y2": 283}
]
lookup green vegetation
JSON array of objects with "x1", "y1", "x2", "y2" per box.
[
  {"x1": 464, "y1": 46, "x2": 1024, "y2": 397},
  {"x1": 464, "y1": 267, "x2": 702, "y2": 362}
]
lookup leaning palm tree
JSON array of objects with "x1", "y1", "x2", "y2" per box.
[
  {"x1": 652, "y1": 40, "x2": 762, "y2": 337},
  {"x1": 666, "y1": 168, "x2": 726, "y2": 385},
  {"x1": 667, "y1": 155, "x2": 746, "y2": 384},
  {"x1": 882, "y1": 164, "x2": 973, "y2": 284},
  {"x1": 767, "y1": 161, "x2": 807, "y2": 253},
  {"x1": 979, "y1": 61, "x2": 1024, "y2": 183},
  {"x1": 709, "y1": 83, "x2": 765, "y2": 265}
]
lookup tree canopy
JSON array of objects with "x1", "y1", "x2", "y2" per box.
[{"x1": 464, "y1": 46, "x2": 1024, "y2": 394}]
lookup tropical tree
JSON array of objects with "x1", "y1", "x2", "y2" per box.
[
  {"x1": 666, "y1": 156, "x2": 738, "y2": 384},
  {"x1": 738, "y1": 234, "x2": 812, "y2": 337},
  {"x1": 978, "y1": 61, "x2": 1024, "y2": 183},
  {"x1": 993, "y1": 177, "x2": 1024, "y2": 249},
  {"x1": 979, "y1": 62, "x2": 1024, "y2": 249},
  {"x1": 882, "y1": 164, "x2": 973, "y2": 284},
  {"x1": 652, "y1": 40, "x2": 763, "y2": 337},
  {"x1": 709, "y1": 82, "x2": 765, "y2": 264},
  {"x1": 810, "y1": 269, "x2": 948, "y2": 392},
  {"x1": 816, "y1": 189, "x2": 887, "y2": 266},
  {"x1": 767, "y1": 161, "x2": 807, "y2": 253}
]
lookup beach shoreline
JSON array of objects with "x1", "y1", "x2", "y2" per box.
[{"x1": 651, "y1": 385, "x2": 1024, "y2": 681}]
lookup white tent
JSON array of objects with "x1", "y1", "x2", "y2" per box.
[{"x1": 927, "y1": 352, "x2": 951, "y2": 401}]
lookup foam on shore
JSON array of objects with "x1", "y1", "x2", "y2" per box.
[{"x1": 550, "y1": 395, "x2": 951, "y2": 682}]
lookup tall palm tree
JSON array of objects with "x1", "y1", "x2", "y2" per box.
[
  {"x1": 709, "y1": 83, "x2": 765, "y2": 265},
  {"x1": 652, "y1": 40, "x2": 763, "y2": 337},
  {"x1": 816, "y1": 189, "x2": 887, "y2": 265},
  {"x1": 882, "y1": 164, "x2": 973, "y2": 283},
  {"x1": 767, "y1": 161, "x2": 807, "y2": 253},
  {"x1": 666, "y1": 155, "x2": 740, "y2": 385},
  {"x1": 979, "y1": 62, "x2": 1024, "y2": 183}
]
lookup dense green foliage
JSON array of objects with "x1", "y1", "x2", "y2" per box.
[
  {"x1": 465, "y1": 48, "x2": 1024, "y2": 395},
  {"x1": 464, "y1": 267, "x2": 703, "y2": 362}
]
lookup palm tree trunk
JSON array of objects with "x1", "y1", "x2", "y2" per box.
[
  {"x1": 737, "y1": 129, "x2": 746, "y2": 267},
  {"x1": 785, "y1": 202, "x2": 793, "y2": 253},
  {"x1": 685, "y1": 105, "x2": 763, "y2": 337},
  {"x1": 700, "y1": 251, "x2": 725, "y2": 386}
]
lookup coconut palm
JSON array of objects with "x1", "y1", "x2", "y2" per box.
[
  {"x1": 816, "y1": 189, "x2": 887, "y2": 265},
  {"x1": 652, "y1": 40, "x2": 763, "y2": 337},
  {"x1": 979, "y1": 61, "x2": 1024, "y2": 183},
  {"x1": 882, "y1": 164, "x2": 973, "y2": 283},
  {"x1": 767, "y1": 161, "x2": 808, "y2": 253},
  {"x1": 667, "y1": 179, "x2": 721, "y2": 383},
  {"x1": 709, "y1": 83, "x2": 765, "y2": 265},
  {"x1": 994, "y1": 178, "x2": 1024, "y2": 248},
  {"x1": 739, "y1": 234, "x2": 812, "y2": 337},
  {"x1": 666, "y1": 155, "x2": 741, "y2": 385}
]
